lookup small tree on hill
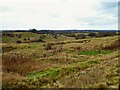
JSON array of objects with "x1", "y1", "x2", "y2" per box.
[{"x1": 29, "y1": 29, "x2": 37, "y2": 33}]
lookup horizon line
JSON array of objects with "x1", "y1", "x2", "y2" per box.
[{"x1": 0, "y1": 29, "x2": 119, "y2": 31}]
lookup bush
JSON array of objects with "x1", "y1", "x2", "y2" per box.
[
  {"x1": 96, "y1": 32, "x2": 116, "y2": 37},
  {"x1": 29, "y1": 29, "x2": 37, "y2": 33},
  {"x1": 16, "y1": 40, "x2": 22, "y2": 43},
  {"x1": 88, "y1": 32, "x2": 96, "y2": 37},
  {"x1": 75, "y1": 34, "x2": 86, "y2": 39}
]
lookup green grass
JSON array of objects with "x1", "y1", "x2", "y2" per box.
[
  {"x1": 15, "y1": 32, "x2": 40, "y2": 38},
  {"x1": 26, "y1": 59, "x2": 103, "y2": 81},
  {"x1": 79, "y1": 50, "x2": 111, "y2": 56},
  {"x1": 2, "y1": 36, "x2": 18, "y2": 43},
  {"x1": 2, "y1": 32, "x2": 40, "y2": 43},
  {"x1": 64, "y1": 49, "x2": 111, "y2": 56},
  {"x1": 26, "y1": 67, "x2": 59, "y2": 79}
]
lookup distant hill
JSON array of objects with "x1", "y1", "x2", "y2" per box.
[{"x1": 1, "y1": 29, "x2": 120, "y2": 34}]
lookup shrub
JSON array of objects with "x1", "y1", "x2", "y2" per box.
[
  {"x1": 96, "y1": 32, "x2": 116, "y2": 37},
  {"x1": 75, "y1": 34, "x2": 86, "y2": 39},
  {"x1": 88, "y1": 32, "x2": 96, "y2": 37},
  {"x1": 16, "y1": 40, "x2": 22, "y2": 43},
  {"x1": 29, "y1": 29, "x2": 37, "y2": 33}
]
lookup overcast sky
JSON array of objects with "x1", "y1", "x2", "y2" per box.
[{"x1": 0, "y1": 0, "x2": 119, "y2": 30}]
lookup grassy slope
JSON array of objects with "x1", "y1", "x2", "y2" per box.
[
  {"x1": 2, "y1": 32, "x2": 75, "y2": 43},
  {"x1": 2, "y1": 33, "x2": 119, "y2": 88}
]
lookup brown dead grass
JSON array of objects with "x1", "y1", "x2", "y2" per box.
[
  {"x1": 2, "y1": 53, "x2": 52, "y2": 76},
  {"x1": 102, "y1": 38, "x2": 120, "y2": 50},
  {"x1": 2, "y1": 53, "x2": 39, "y2": 75},
  {"x1": 2, "y1": 72, "x2": 26, "y2": 88}
]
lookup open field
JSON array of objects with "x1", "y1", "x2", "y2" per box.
[{"x1": 1, "y1": 30, "x2": 120, "y2": 88}]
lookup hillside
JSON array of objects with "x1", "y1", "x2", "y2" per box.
[{"x1": 2, "y1": 31, "x2": 120, "y2": 88}]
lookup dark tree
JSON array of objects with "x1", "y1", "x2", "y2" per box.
[
  {"x1": 29, "y1": 29, "x2": 37, "y2": 33},
  {"x1": 96, "y1": 32, "x2": 116, "y2": 37},
  {"x1": 88, "y1": 32, "x2": 96, "y2": 37},
  {"x1": 75, "y1": 34, "x2": 86, "y2": 39}
]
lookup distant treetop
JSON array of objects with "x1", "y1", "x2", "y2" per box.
[{"x1": 29, "y1": 29, "x2": 37, "y2": 33}]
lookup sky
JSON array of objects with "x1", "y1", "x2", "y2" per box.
[{"x1": 0, "y1": 0, "x2": 119, "y2": 30}]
